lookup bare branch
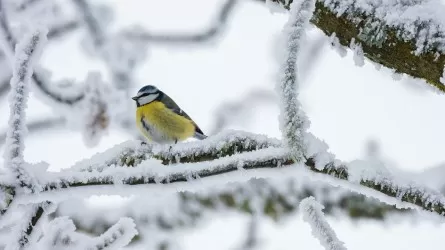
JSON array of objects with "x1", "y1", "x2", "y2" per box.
[
  {"x1": 71, "y1": 0, "x2": 104, "y2": 47},
  {"x1": 46, "y1": 20, "x2": 80, "y2": 40},
  {"x1": 124, "y1": 0, "x2": 237, "y2": 44}
]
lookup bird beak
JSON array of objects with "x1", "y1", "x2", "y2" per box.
[{"x1": 131, "y1": 96, "x2": 138, "y2": 101}]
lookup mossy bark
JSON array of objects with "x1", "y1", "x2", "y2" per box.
[{"x1": 266, "y1": 0, "x2": 445, "y2": 92}]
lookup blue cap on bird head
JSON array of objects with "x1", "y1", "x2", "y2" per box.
[{"x1": 132, "y1": 85, "x2": 159, "y2": 100}]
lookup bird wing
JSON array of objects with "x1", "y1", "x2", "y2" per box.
[{"x1": 160, "y1": 93, "x2": 206, "y2": 136}]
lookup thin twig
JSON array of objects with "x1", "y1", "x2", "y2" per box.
[
  {"x1": 0, "y1": 117, "x2": 65, "y2": 144},
  {"x1": 124, "y1": 0, "x2": 237, "y2": 44}
]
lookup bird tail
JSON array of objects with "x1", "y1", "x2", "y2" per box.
[{"x1": 193, "y1": 132, "x2": 207, "y2": 140}]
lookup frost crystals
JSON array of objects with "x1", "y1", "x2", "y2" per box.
[
  {"x1": 36, "y1": 216, "x2": 138, "y2": 250},
  {"x1": 300, "y1": 196, "x2": 347, "y2": 250},
  {"x1": 2, "y1": 28, "x2": 47, "y2": 192},
  {"x1": 277, "y1": 0, "x2": 315, "y2": 162}
]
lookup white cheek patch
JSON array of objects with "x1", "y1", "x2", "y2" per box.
[{"x1": 138, "y1": 93, "x2": 159, "y2": 105}]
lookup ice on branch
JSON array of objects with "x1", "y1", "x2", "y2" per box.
[
  {"x1": 329, "y1": 33, "x2": 346, "y2": 58},
  {"x1": 350, "y1": 38, "x2": 364, "y2": 67},
  {"x1": 2, "y1": 28, "x2": 47, "y2": 191},
  {"x1": 300, "y1": 197, "x2": 347, "y2": 250},
  {"x1": 277, "y1": 0, "x2": 315, "y2": 162}
]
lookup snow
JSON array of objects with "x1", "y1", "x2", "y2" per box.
[
  {"x1": 349, "y1": 38, "x2": 364, "y2": 67},
  {"x1": 328, "y1": 33, "x2": 346, "y2": 58},
  {"x1": 35, "y1": 216, "x2": 138, "y2": 249},
  {"x1": 300, "y1": 196, "x2": 347, "y2": 250},
  {"x1": 319, "y1": 0, "x2": 445, "y2": 55},
  {"x1": 2, "y1": 28, "x2": 47, "y2": 192}
]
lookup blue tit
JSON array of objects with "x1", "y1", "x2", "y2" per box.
[{"x1": 132, "y1": 85, "x2": 207, "y2": 144}]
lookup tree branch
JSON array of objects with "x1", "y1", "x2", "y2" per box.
[
  {"x1": 0, "y1": 117, "x2": 64, "y2": 144},
  {"x1": 300, "y1": 196, "x2": 347, "y2": 250},
  {"x1": 262, "y1": 0, "x2": 445, "y2": 92},
  {"x1": 13, "y1": 131, "x2": 439, "y2": 219},
  {"x1": 0, "y1": 2, "x2": 85, "y2": 105},
  {"x1": 2, "y1": 27, "x2": 47, "y2": 191},
  {"x1": 124, "y1": 0, "x2": 237, "y2": 44}
]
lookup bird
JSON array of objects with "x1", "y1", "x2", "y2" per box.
[{"x1": 132, "y1": 85, "x2": 207, "y2": 144}]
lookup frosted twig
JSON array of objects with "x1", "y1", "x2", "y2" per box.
[
  {"x1": 300, "y1": 197, "x2": 347, "y2": 250},
  {"x1": 240, "y1": 201, "x2": 261, "y2": 250},
  {"x1": 0, "y1": 3, "x2": 84, "y2": 105},
  {"x1": 38, "y1": 216, "x2": 77, "y2": 249},
  {"x1": 5, "y1": 202, "x2": 48, "y2": 250},
  {"x1": 125, "y1": 0, "x2": 237, "y2": 44},
  {"x1": 277, "y1": 0, "x2": 315, "y2": 162},
  {"x1": 36, "y1": 216, "x2": 137, "y2": 249},
  {"x1": 0, "y1": 116, "x2": 64, "y2": 144},
  {"x1": 2, "y1": 28, "x2": 47, "y2": 191},
  {"x1": 88, "y1": 217, "x2": 138, "y2": 250}
]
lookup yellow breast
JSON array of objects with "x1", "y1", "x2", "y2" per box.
[{"x1": 136, "y1": 101, "x2": 196, "y2": 142}]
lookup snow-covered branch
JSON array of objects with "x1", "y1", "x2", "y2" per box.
[
  {"x1": 87, "y1": 217, "x2": 138, "y2": 250},
  {"x1": 0, "y1": 3, "x2": 85, "y2": 106},
  {"x1": 51, "y1": 177, "x2": 401, "y2": 241},
  {"x1": 277, "y1": 0, "x2": 314, "y2": 162},
  {"x1": 12, "y1": 133, "x2": 441, "y2": 219},
  {"x1": 0, "y1": 117, "x2": 64, "y2": 144},
  {"x1": 2, "y1": 28, "x2": 47, "y2": 191},
  {"x1": 300, "y1": 196, "x2": 347, "y2": 250},
  {"x1": 5, "y1": 202, "x2": 48, "y2": 250},
  {"x1": 36, "y1": 216, "x2": 138, "y2": 250},
  {"x1": 263, "y1": 0, "x2": 445, "y2": 92}
]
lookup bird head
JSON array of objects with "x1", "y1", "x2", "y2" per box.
[{"x1": 132, "y1": 85, "x2": 161, "y2": 106}]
